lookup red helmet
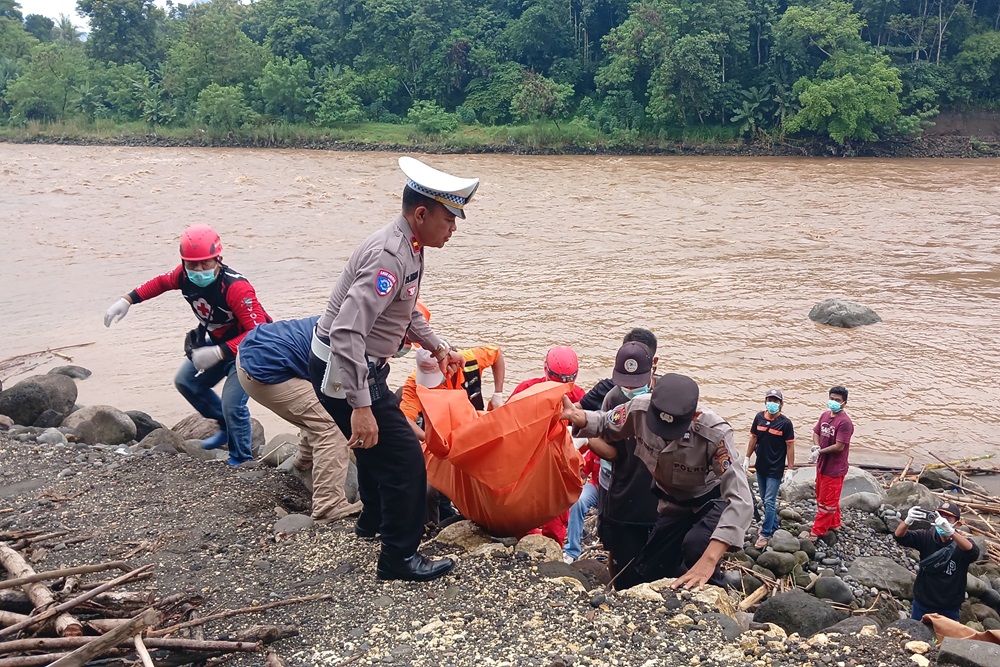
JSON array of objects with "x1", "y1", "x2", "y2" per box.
[
  {"x1": 179, "y1": 225, "x2": 223, "y2": 261},
  {"x1": 545, "y1": 346, "x2": 579, "y2": 383}
]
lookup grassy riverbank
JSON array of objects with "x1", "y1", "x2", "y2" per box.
[{"x1": 2, "y1": 119, "x2": 999, "y2": 158}]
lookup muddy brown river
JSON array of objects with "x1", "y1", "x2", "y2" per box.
[{"x1": 2, "y1": 145, "x2": 999, "y2": 467}]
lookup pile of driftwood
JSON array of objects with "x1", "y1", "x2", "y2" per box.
[{"x1": 0, "y1": 531, "x2": 330, "y2": 666}]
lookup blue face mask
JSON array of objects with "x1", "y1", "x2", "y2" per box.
[
  {"x1": 765, "y1": 401, "x2": 780, "y2": 415},
  {"x1": 621, "y1": 385, "x2": 650, "y2": 400},
  {"x1": 828, "y1": 399, "x2": 843, "y2": 413},
  {"x1": 186, "y1": 268, "x2": 217, "y2": 287},
  {"x1": 934, "y1": 525, "x2": 949, "y2": 538}
]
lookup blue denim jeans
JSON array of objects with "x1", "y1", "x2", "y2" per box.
[
  {"x1": 565, "y1": 484, "x2": 600, "y2": 559},
  {"x1": 174, "y1": 358, "x2": 252, "y2": 464},
  {"x1": 757, "y1": 472, "x2": 783, "y2": 537},
  {"x1": 911, "y1": 599, "x2": 960, "y2": 621}
]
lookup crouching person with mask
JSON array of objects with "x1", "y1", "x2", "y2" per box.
[
  {"x1": 561, "y1": 374, "x2": 753, "y2": 590},
  {"x1": 894, "y1": 501, "x2": 979, "y2": 621}
]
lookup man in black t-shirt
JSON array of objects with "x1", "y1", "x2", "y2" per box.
[
  {"x1": 894, "y1": 501, "x2": 979, "y2": 621},
  {"x1": 744, "y1": 388, "x2": 795, "y2": 549}
]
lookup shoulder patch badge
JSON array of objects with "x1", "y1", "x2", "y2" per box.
[
  {"x1": 375, "y1": 269, "x2": 398, "y2": 296},
  {"x1": 713, "y1": 445, "x2": 733, "y2": 472},
  {"x1": 609, "y1": 404, "x2": 627, "y2": 427}
]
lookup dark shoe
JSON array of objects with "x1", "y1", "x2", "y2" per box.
[
  {"x1": 201, "y1": 431, "x2": 229, "y2": 450},
  {"x1": 354, "y1": 524, "x2": 378, "y2": 541},
  {"x1": 376, "y1": 552, "x2": 455, "y2": 582}
]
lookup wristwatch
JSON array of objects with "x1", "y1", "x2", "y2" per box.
[{"x1": 432, "y1": 341, "x2": 450, "y2": 361}]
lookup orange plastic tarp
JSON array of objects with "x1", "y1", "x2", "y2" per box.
[{"x1": 418, "y1": 381, "x2": 584, "y2": 537}]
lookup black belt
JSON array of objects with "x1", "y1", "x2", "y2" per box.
[
  {"x1": 316, "y1": 334, "x2": 388, "y2": 369},
  {"x1": 653, "y1": 484, "x2": 722, "y2": 508}
]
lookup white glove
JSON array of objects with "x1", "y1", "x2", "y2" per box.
[
  {"x1": 808, "y1": 445, "x2": 821, "y2": 464},
  {"x1": 741, "y1": 458, "x2": 750, "y2": 475},
  {"x1": 489, "y1": 392, "x2": 505, "y2": 410},
  {"x1": 191, "y1": 345, "x2": 224, "y2": 371},
  {"x1": 904, "y1": 506, "x2": 924, "y2": 526},
  {"x1": 934, "y1": 515, "x2": 956, "y2": 536},
  {"x1": 572, "y1": 437, "x2": 589, "y2": 451},
  {"x1": 782, "y1": 469, "x2": 794, "y2": 483},
  {"x1": 104, "y1": 298, "x2": 130, "y2": 327}
]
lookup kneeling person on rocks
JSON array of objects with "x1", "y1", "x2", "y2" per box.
[
  {"x1": 894, "y1": 501, "x2": 979, "y2": 622},
  {"x1": 103, "y1": 225, "x2": 271, "y2": 465},
  {"x1": 561, "y1": 374, "x2": 753, "y2": 590},
  {"x1": 237, "y1": 316, "x2": 363, "y2": 522}
]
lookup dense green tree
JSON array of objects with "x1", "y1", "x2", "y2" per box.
[
  {"x1": 53, "y1": 14, "x2": 81, "y2": 43},
  {"x1": 76, "y1": 0, "x2": 166, "y2": 69},
  {"x1": 511, "y1": 70, "x2": 573, "y2": 124},
  {"x1": 197, "y1": 83, "x2": 254, "y2": 130},
  {"x1": 253, "y1": 56, "x2": 313, "y2": 121},
  {"x1": 23, "y1": 14, "x2": 54, "y2": 42},
  {"x1": 954, "y1": 30, "x2": 1000, "y2": 102},
  {"x1": 3, "y1": 43, "x2": 89, "y2": 119}
]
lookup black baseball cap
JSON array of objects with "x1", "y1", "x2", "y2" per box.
[
  {"x1": 645, "y1": 373, "x2": 699, "y2": 441},
  {"x1": 765, "y1": 388, "x2": 784, "y2": 401},
  {"x1": 937, "y1": 501, "x2": 961, "y2": 521},
  {"x1": 612, "y1": 342, "x2": 653, "y2": 388}
]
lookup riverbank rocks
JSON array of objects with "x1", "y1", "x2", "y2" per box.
[
  {"x1": 126, "y1": 410, "x2": 165, "y2": 442},
  {"x1": 515, "y1": 534, "x2": 562, "y2": 562},
  {"x1": 434, "y1": 520, "x2": 493, "y2": 552},
  {"x1": 0, "y1": 382, "x2": 54, "y2": 426},
  {"x1": 757, "y1": 550, "x2": 798, "y2": 577},
  {"x1": 62, "y1": 405, "x2": 136, "y2": 446},
  {"x1": 26, "y1": 374, "x2": 78, "y2": 415},
  {"x1": 137, "y1": 428, "x2": 186, "y2": 453},
  {"x1": 753, "y1": 589, "x2": 849, "y2": 636},
  {"x1": 808, "y1": 298, "x2": 882, "y2": 328},
  {"x1": 769, "y1": 529, "x2": 800, "y2": 553},
  {"x1": 47, "y1": 365, "x2": 92, "y2": 380},
  {"x1": 938, "y1": 636, "x2": 1000, "y2": 667},
  {"x1": 885, "y1": 481, "x2": 939, "y2": 513},
  {"x1": 782, "y1": 466, "x2": 884, "y2": 504},
  {"x1": 625, "y1": 579, "x2": 736, "y2": 618},
  {"x1": 172, "y1": 413, "x2": 265, "y2": 455},
  {"x1": 260, "y1": 433, "x2": 298, "y2": 467},
  {"x1": 841, "y1": 491, "x2": 884, "y2": 512},
  {"x1": 848, "y1": 556, "x2": 915, "y2": 599},
  {"x1": 813, "y1": 575, "x2": 855, "y2": 605}
]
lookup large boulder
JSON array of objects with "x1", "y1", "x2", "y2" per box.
[
  {"x1": 32, "y1": 409, "x2": 65, "y2": 428},
  {"x1": 757, "y1": 550, "x2": 799, "y2": 577},
  {"x1": 753, "y1": 589, "x2": 849, "y2": 637},
  {"x1": 126, "y1": 411, "x2": 165, "y2": 442},
  {"x1": 813, "y1": 575, "x2": 855, "y2": 605},
  {"x1": 172, "y1": 413, "x2": 264, "y2": 454},
  {"x1": 821, "y1": 616, "x2": 879, "y2": 635},
  {"x1": 22, "y1": 374, "x2": 78, "y2": 415},
  {"x1": 918, "y1": 468, "x2": 961, "y2": 490},
  {"x1": 515, "y1": 534, "x2": 562, "y2": 562},
  {"x1": 884, "y1": 618, "x2": 935, "y2": 642},
  {"x1": 840, "y1": 467, "x2": 886, "y2": 500},
  {"x1": 938, "y1": 637, "x2": 1000, "y2": 667},
  {"x1": 47, "y1": 365, "x2": 92, "y2": 380},
  {"x1": 841, "y1": 492, "x2": 884, "y2": 513},
  {"x1": 769, "y1": 530, "x2": 801, "y2": 554},
  {"x1": 847, "y1": 556, "x2": 915, "y2": 600},
  {"x1": 433, "y1": 520, "x2": 492, "y2": 552},
  {"x1": 808, "y1": 299, "x2": 882, "y2": 328},
  {"x1": 62, "y1": 405, "x2": 137, "y2": 446},
  {"x1": 781, "y1": 467, "x2": 817, "y2": 502},
  {"x1": 885, "y1": 481, "x2": 939, "y2": 514},
  {"x1": 138, "y1": 428, "x2": 186, "y2": 453},
  {"x1": 260, "y1": 433, "x2": 298, "y2": 467},
  {"x1": 0, "y1": 382, "x2": 51, "y2": 426}
]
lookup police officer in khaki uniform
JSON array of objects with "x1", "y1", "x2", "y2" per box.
[
  {"x1": 308, "y1": 156, "x2": 477, "y2": 582},
  {"x1": 561, "y1": 373, "x2": 753, "y2": 590}
]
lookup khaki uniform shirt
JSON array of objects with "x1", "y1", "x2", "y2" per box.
[
  {"x1": 575, "y1": 394, "x2": 753, "y2": 548},
  {"x1": 317, "y1": 215, "x2": 442, "y2": 408}
]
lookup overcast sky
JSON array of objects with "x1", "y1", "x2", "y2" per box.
[{"x1": 16, "y1": 0, "x2": 170, "y2": 30}]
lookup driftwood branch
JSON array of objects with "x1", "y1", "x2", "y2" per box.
[
  {"x1": 0, "y1": 560, "x2": 128, "y2": 591},
  {"x1": 0, "y1": 563, "x2": 154, "y2": 638},
  {"x1": 0, "y1": 635, "x2": 260, "y2": 654},
  {"x1": 0, "y1": 543, "x2": 82, "y2": 636},
  {"x1": 47, "y1": 608, "x2": 159, "y2": 667},
  {"x1": 132, "y1": 635, "x2": 155, "y2": 667},
  {"x1": 149, "y1": 593, "x2": 333, "y2": 637}
]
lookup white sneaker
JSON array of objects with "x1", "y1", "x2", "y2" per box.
[{"x1": 562, "y1": 553, "x2": 575, "y2": 564}]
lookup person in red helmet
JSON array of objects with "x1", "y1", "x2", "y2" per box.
[
  {"x1": 510, "y1": 346, "x2": 585, "y2": 403},
  {"x1": 103, "y1": 224, "x2": 272, "y2": 465},
  {"x1": 509, "y1": 345, "x2": 585, "y2": 546}
]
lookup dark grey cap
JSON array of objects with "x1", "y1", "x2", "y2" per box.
[
  {"x1": 765, "y1": 388, "x2": 784, "y2": 401},
  {"x1": 645, "y1": 373, "x2": 699, "y2": 441}
]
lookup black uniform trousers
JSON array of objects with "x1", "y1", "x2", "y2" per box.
[
  {"x1": 631, "y1": 498, "x2": 728, "y2": 588},
  {"x1": 308, "y1": 352, "x2": 427, "y2": 557},
  {"x1": 597, "y1": 518, "x2": 654, "y2": 590}
]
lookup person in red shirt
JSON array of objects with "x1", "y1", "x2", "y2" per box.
[
  {"x1": 807, "y1": 385, "x2": 854, "y2": 541},
  {"x1": 103, "y1": 225, "x2": 271, "y2": 465},
  {"x1": 511, "y1": 345, "x2": 584, "y2": 545}
]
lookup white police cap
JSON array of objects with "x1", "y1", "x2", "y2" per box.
[{"x1": 399, "y1": 156, "x2": 480, "y2": 219}]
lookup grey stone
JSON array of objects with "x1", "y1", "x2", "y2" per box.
[
  {"x1": 171, "y1": 413, "x2": 221, "y2": 440},
  {"x1": 967, "y1": 574, "x2": 989, "y2": 597},
  {"x1": 840, "y1": 467, "x2": 887, "y2": 500},
  {"x1": 769, "y1": 529, "x2": 801, "y2": 554},
  {"x1": 345, "y1": 459, "x2": 359, "y2": 504},
  {"x1": 181, "y1": 439, "x2": 227, "y2": 461},
  {"x1": 723, "y1": 570, "x2": 743, "y2": 590},
  {"x1": 884, "y1": 481, "x2": 939, "y2": 515},
  {"x1": 62, "y1": 406, "x2": 137, "y2": 446},
  {"x1": 757, "y1": 551, "x2": 798, "y2": 577},
  {"x1": 821, "y1": 616, "x2": 879, "y2": 635},
  {"x1": 21, "y1": 374, "x2": 78, "y2": 416},
  {"x1": 434, "y1": 520, "x2": 492, "y2": 552},
  {"x1": 840, "y1": 492, "x2": 884, "y2": 513},
  {"x1": 970, "y1": 603, "x2": 1000, "y2": 623},
  {"x1": 938, "y1": 637, "x2": 1000, "y2": 667},
  {"x1": 799, "y1": 538, "x2": 817, "y2": 559},
  {"x1": 126, "y1": 411, "x2": 165, "y2": 442},
  {"x1": 0, "y1": 382, "x2": 51, "y2": 426},
  {"x1": 918, "y1": 468, "x2": 961, "y2": 491},
  {"x1": 984, "y1": 618, "x2": 1000, "y2": 631},
  {"x1": 36, "y1": 428, "x2": 68, "y2": 446},
  {"x1": 808, "y1": 298, "x2": 882, "y2": 328},
  {"x1": 753, "y1": 589, "x2": 849, "y2": 637},
  {"x1": 571, "y1": 558, "x2": 612, "y2": 589},
  {"x1": 813, "y1": 576, "x2": 855, "y2": 605},
  {"x1": 32, "y1": 409, "x2": 65, "y2": 428},
  {"x1": 885, "y1": 618, "x2": 935, "y2": 641},
  {"x1": 780, "y1": 467, "x2": 817, "y2": 502},
  {"x1": 977, "y1": 587, "x2": 1000, "y2": 609},
  {"x1": 697, "y1": 613, "x2": 741, "y2": 641},
  {"x1": 273, "y1": 513, "x2": 314, "y2": 534},
  {"x1": 260, "y1": 433, "x2": 298, "y2": 467},
  {"x1": 752, "y1": 564, "x2": 776, "y2": 580},
  {"x1": 138, "y1": 428, "x2": 186, "y2": 453},
  {"x1": 536, "y1": 561, "x2": 591, "y2": 589},
  {"x1": 742, "y1": 575, "x2": 764, "y2": 595},
  {"x1": 48, "y1": 365, "x2": 91, "y2": 380},
  {"x1": 848, "y1": 556, "x2": 915, "y2": 600},
  {"x1": 779, "y1": 508, "x2": 803, "y2": 521}
]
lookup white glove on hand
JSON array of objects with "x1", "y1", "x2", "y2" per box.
[
  {"x1": 741, "y1": 458, "x2": 750, "y2": 475},
  {"x1": 489, "y1": 392, "x2": 505, "y2": 410},
  {"x1": 904, "y1": 506, "x2": 924, "y2": 526},
  {"x1": 104, "y1": 298, "x2": 130, "y2": 327},
  {"x1": 782, "y1": 469, "x2": 794, "y2": 483},
  {"x1": 808, "y1": 445, "x2": 821, "y2": 464},
  {"x1": 191, "y1": 346, "x2": 224, "y2": 372},
  {"x1": 572, "y1": 437, "x2": 589, "y2": 451},
  {"x1": 934, "y1": 515, "x2": 956, "y2": 536}
]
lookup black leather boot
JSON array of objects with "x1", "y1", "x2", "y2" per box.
[
  {"x1": 376, "y1": 551, "x2": 455, "y2": 582},
  {"x1": 354, "y1": 523, "x2": 378, "y2": 541}
]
